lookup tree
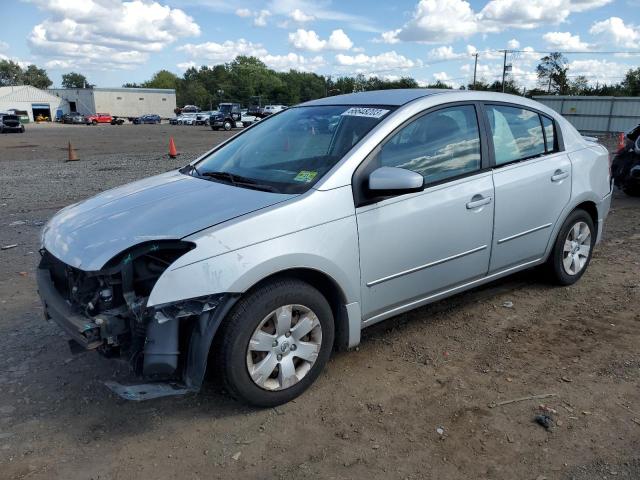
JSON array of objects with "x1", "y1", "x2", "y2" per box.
[
  {"x1": 0, "y1": 60, "x2": 23, "y2": 86},
  {"x1": 62, "y1": 72, "x2": 91, "y2": 88},
  {"x1": 568, "y1": 75, "x2": 589, "y2": 95},
  {"x1": 537, "y1": 52, "x2": 569, "y2": 94},
  {"x1": 22, "y1": 64, "x2": 52, "y2": 89},
  {"x1": 621, "y1": 67, "x2": 640, "y2": 96},
  {"x1": 141, "y1": 70, "x2": 179, "y2": 90}
]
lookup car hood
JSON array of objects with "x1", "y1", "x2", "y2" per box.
[{"x1": 42, "y1": 170, "x2": 294, "y2": 271}]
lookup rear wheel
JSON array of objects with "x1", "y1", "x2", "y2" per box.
[
  {"x1": 92, "y1": 120, "x2": 97, "y2": 125},
  {"x1": 547, "y1": 209, "x2": 595, "y2": 285},
  {"x1": 216, "y1": 279, "x2": 334, "y2": 407}
]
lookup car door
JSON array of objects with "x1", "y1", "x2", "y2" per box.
[
  {"x1": 484, "y1": 104, "x2": 571, "y2": 272},
  {"x1": 355, "y1": 104, "x2": 495, "y2": 322}
]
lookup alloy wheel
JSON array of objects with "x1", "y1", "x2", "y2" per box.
[
  {"x1": 562, "y1": 221, "x2": 591, "y2": 275},
  {"x1": 246, "y1": 304, "x2": 322, "y2": 391}
]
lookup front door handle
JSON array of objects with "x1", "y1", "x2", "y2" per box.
[
  {"x1": 466, "y1": 195, "x2": 492, "y2": 209},
  {"x1": 551, "y1": 169, "x2": 569, "y2": 182}
]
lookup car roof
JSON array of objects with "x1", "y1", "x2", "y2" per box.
[{"x1": 300, "y1": 88, "x2": 449, "y2": 107}]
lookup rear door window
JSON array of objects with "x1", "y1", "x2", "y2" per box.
[{"x1": 486, "y1": 105, "x2": 545, "y2": 166}]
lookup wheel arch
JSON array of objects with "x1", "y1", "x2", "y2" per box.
[
  {"x1": 543, "y1": 196, "x2": 601, "y2": 261},
  {"x1": 236, "y1": 267, "x2": 353, "y2": 351}
]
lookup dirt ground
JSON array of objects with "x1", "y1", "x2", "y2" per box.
[{"x1": 0, "y1": 123, "x2": 639, "y2": 480}]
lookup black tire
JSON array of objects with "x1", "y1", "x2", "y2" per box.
[
  {"x1": 20, "y1": 125, "x2": 24, "y2": 133},
  {"x1": 91, "y1": 120, "x2": 97, "y2": 125},
  {"x1": 223, "y1": 120, "x2": 232, "y2": 131},
  {"x1": 215, "y1": 278, "x2": 334, "y2": 407},
  {"x1": 547, "y1": 209, "x2": 595, "y2": 285}
]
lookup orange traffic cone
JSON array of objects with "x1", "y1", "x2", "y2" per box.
[
  {"x1": 169, "y1": 136, "x2": 178, "y2": 158},
  {"x1": 67, "y1": 141, "x2": 78, "y2": 161},
  {"x1": 617, "y1": 132, "x2": 625, "y2": 151}
]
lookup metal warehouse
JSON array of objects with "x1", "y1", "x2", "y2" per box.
[
  {"x1": 533, "y1": 95, "x2": 640, "y2": 134},
  {"x1": 0, "y1": 85, "x2": 67, "y2": 122},
  {"x1": 49, "y1": 87, "x2": 177, "y2": 119}
]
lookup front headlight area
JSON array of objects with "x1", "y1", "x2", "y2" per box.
[{"x1": 39, "y1": 240, "x2": 223, "y2": 379}]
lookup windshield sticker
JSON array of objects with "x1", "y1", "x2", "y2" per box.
[
  {"x1": 341, "y1": 107, "x2": 390, "y2": 119},
  {"x1": 293, "y1": 170, "x2": 318, "y2": 183}
]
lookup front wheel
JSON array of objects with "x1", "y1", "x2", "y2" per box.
[
  {"x1": 215, "y1": 279, "x2": 334, "y2": 407},
  {"x1": 547, "y1": 209, "x2": 595, "y2": 285},
  {"x1": 223, "y1": 120, "x2": 232, "y2": 131}
]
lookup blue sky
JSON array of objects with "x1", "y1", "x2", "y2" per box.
[{"x1": 1, "y1": 0, "x2": 639, "y2": 90}]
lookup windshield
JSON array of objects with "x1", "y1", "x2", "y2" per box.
[
  {"x1": 219, "y1": 104, "x2": 233, "y2": 113},
  {"x1": 191, "y1": 105, "x2": 392, "y2": 194}
]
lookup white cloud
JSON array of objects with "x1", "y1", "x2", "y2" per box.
[
  {"x1": 263, "y1": 53, "x2": 325, "y2": 71},
  {"x1": 179, "y1": 39, "x2": 268, "y2": 63},
  {"x1": 480, "y1": 0, "x2": 572, "y2": 30},
  {"x1": 288, "y1": 28, "x2": 353, "y2": 51},
  {"x1": 379, "y1": 0, "x2": 479, "y2": 44},
  {"x1": 507, "y1": 38, "x2": 520, "y2": 49},
  {"x1": 335, "y1": 51, "x2": 418, "y2": 73},
  {"x1": 0, "y1": 41, "x2": 8, "y2": 52},
  {"x1": 569, "y1": 0, "x2": 613, "y2": 12},
  {"x1": 235, "y1": 8, "x2": 252, "y2": 17},
  {"x1": 568, "y1": 59, "x2": 631, "y2": 83},
  {"x1": 289, "y1": 29, "x2": 325, "y2": 51},
  {"x1": 268, "y1": 0, "x2": 378, "y2": 32},
  {"x1": 289, "y1": 8, "x2": 315, "y2": 23},
  {"x1": 543, "y1": 31, "x2": 591, "y2": 51},
  {"x1": 590, "y1": 17, "x2": 640, "y2": 49},
  {"x1": 253, "y1": 9, "x2": 271, "y2": 27},
  {"x1": 433, "y1": 71, "x2": 461, "y2": 88},
  {"x1": 27, "y1": 0, "x2": 199, "y2": 69},
  {"x1": 428, "y1": 46, "x2": 464, "y2": 60}
]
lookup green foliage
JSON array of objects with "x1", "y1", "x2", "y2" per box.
[
  {"x1": 537, "y1": 52, "x2": 569, "y2": 94},
  {"x1": 0, "y1": 60, "x2": 52, "y2": 88},
  {"x1": 622, "y1": 67, "x2": 640, "y2": 96},
  {"x1": 22, "y1": 64, "x2": 52, "y2": 89},
  {"x1": 61, "y1": 72, "x2": 91, "y2": 89},
  {"x1": 0, "y1": 60, "x2": 25, "y2": 86}
]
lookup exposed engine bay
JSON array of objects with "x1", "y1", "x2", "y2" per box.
[{"x1": 37, "y1": 241, "x2": 234, "y2": 399}]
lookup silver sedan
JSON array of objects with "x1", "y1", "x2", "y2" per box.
[{"x1": 38, "y1": 89, "x2": 612, "y2": 406}]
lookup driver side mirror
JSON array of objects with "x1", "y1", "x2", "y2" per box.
[{"x1": 368, "y1": 166, "x2": 424, "y2": 195}]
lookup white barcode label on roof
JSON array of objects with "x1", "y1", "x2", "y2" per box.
[{"x1": 341, "y1": 107, "x2": 389, "y2": 119}]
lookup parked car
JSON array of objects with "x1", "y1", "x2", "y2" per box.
[
  {"x1": 261, "y1": 105, "x2": 286, "y2": 116},
  {"x1": 86, "y1": 113, "x2": 113, "y2": 125},
  {"x1": 174, "y1": 113, "x2": 197, "y2": 125},
  {"x1": 241, "y1": 110, "x2": 259, "y2": 126},
  {"x1": 62, "y1": 112, "x2": 88, "y2": 125},
  {"x1": 611, "y1": 123, "x2": 640, "y2": 197},
  {"x1": 110, "y1": 116, "x2": 125, "y2": 125},
  {"x1": 195, "y1": 111, "x2": 215, "y2": 126},
  {"x1": 37, "y1": 90, "x2": 612, "y2": 407},
  {"x1": 0, "y1": 112, "x2": 25, "y2": 133},
  {"x1": 210, "y1": 103, "x2": 242, "y2": 130},
  {"x1": 133, "y1": 114, "x2": 161, "y2": 124}
]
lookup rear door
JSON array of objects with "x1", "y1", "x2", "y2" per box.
[
  {"x1": 483, "y1": 104, "x2": 571, "y2": 272},
  {"x1": 355, "y1": 103, "x2": 494, "y2": 321}
]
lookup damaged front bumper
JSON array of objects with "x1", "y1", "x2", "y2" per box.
[{"x1": 37, "y1": 246, "x2": 238, "y2": 400}]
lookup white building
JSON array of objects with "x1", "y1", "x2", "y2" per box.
[
  {"x1": 0, "y1": 85, "x2": 68, "y2": 122},
  {"x1": 49, "y1": 87, "x2": 177, "y2": 119}
]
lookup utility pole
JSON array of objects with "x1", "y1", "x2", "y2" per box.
[
  {"x1": 501, "y1": 50, "x2": 508, "y2": 93},
  {"x1": 472, "y1": 53, "x2": 479, "y2": 90}
]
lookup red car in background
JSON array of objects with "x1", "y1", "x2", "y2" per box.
[{"x1": 85, "y1": 113, "x2": 112, "y2": 125}]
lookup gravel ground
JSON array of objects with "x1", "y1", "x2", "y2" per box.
[{"x1": 0, "y1": 124, "x2": 639, "y2": 480}]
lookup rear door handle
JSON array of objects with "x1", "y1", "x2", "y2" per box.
[
  {"x1": 466, "y1": 195, "x2": 492, "y2": 209},
  {"x1": 551, "y1": 170, "x2": 569, "y2": 182}
]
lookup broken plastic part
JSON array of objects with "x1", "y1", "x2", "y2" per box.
[{"x1": 104, "y1": 381, "x2": 193, "y2": 401}]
